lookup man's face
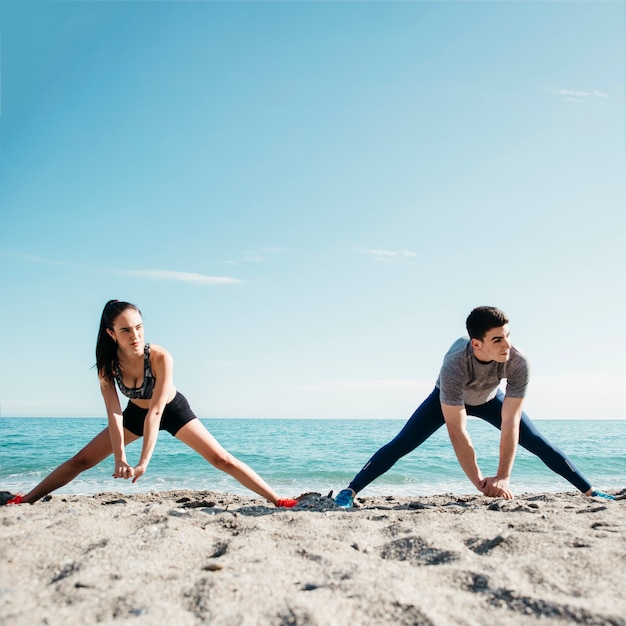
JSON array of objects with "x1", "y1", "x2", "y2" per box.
[{"x1": 471, "y1": 324, "x2": 512, "y2": 363}]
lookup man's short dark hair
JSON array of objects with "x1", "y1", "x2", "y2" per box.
[{"x1": 466, "y1": 306, "x2": 509, "y2": 340}]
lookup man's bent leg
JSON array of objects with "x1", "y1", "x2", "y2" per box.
[
  {"x1": 471, "y1": 392, "x2": 592, "y2": 493},
  {"x1": 517, "y1": 415, "x2": 592, "y2": 493},
  {"x1": 348, "y1": 388, "x2": 446, "y2": 494}
]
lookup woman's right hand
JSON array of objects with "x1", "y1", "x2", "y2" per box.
[{"x1": 112, "y1": 460, "x2": 134, "y2": 480}]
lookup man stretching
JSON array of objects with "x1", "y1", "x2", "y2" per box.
[{"x1": 335, "y1": 306, "x2": 615, "y2": 507}]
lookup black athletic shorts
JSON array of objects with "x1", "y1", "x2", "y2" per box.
[{"x1": 122, "y1": 392, "x2": 197, "y2": 437}]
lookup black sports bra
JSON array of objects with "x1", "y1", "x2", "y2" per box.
[{"x1": 114, "y1": 343, "x2": 156, "y2": 400}]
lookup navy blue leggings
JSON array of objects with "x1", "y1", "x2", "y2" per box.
[{"x1": 349, "y1": 387, "x2": 592, "y2": 494}]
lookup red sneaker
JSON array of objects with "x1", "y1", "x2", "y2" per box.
[
  {"x1": 276, "y1": 498, "x2": 298, "y2": 508},
  {"x1": 1, "y1": 492, "x2": 23, "y2": 505}
]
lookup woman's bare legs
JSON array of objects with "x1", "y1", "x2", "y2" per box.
[
  {"x1": 175, "y1": 419, "x2": 281, "y2": 505},
  {"x1": 21, "y1": 427, "x2": 139, "y2": 504}
]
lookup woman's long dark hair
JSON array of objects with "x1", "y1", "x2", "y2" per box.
[{"x1": 96, "y1": 300, "x2": 141, "y2": 382}]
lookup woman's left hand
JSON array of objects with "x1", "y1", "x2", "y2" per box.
[{"x1": 132, "y1": 463, "x2": 148, "y2": 483}]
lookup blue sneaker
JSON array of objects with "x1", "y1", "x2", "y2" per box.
[
  {"x1": 591, "y1": 490, "x2": 616, "y2": 501},
  {"x1": 335, "y1": 489, "x2": 355, "y2": 508}
]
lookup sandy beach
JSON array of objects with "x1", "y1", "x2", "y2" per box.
[{"x1": 1, "y1": 490, "x2": 624, "y2": 626}]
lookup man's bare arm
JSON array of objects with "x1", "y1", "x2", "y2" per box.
[
  {"x1": 441, "y1": 404, "x2": 485, "y2": 491},
  {"x1": 442, "y1": 403, "x2": 514, "y2": 499},
  {"x1": 481, "y1": 396, "x2": 523, "y2": 498}
]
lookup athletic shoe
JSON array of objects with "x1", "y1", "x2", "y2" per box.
[
  {"x1": 276, "y1": 498, "x2": 298, "y2": 508},
  {"x1": 335, "y1": 489, "x2": 354, "y2": 508},
  {"x1": 590, "y1": 490, "x2": 616, "y2": 501},
  {"x1": 0, "y1": 492, "x2": 23, "y2": 505}
]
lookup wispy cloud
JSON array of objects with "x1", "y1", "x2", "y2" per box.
[
  {"x1": 356, "y1": 247, "x2": 417, "y2": 264},
  {"x1": 116, "y1": 269, "x2": 245, "y2": 285},
  {"x1": 3, "y1": 251, "x2": 244, "y2": 285},
  {"x1": 1, "y1": 251, "x2": 67, "y2": 266},
  {"x1": 544, "y1": 86, "x2": 608, "y2": 103},
  {"x1": 222, "y1": 246, "x2": 287, "y2": 266}
]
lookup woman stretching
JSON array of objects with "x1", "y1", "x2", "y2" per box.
[{"x1": 1, "y1": 300, "x2": 297, "y2": 507}]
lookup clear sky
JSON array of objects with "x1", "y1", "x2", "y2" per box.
[{"x1": 1, "y1": 0, "x2": 624, "y2": 419}]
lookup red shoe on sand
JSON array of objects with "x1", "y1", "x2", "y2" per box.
[
  {"x1": 0, "y1": 492, "x2": 23, "y2": 505},
  {"x1": 276, "y1": 498, "x2": 298, "y2": 508}
]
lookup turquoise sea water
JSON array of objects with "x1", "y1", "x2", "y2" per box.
[{"x1": 1, "y1": 418, "x2": 625, "y2": 498}]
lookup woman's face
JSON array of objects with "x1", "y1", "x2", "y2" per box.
[{"x1": 106, "y1": 308, "x2": 144, "y2": 356}]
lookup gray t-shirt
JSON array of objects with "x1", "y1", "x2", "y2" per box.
[{"x1": 435, "y1": 337, "x2": 529, "y2": 406}]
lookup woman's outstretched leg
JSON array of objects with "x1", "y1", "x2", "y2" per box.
[
  {"x1": 175, "y1": 419, "x2": 287, "y2": 505},
  {"x1": 21, "y1": 427, "x2": 139, "y2": 504}
]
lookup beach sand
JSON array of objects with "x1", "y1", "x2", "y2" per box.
[{"x1": 1, "y1": 490, "x2": 624, "y2": 626}]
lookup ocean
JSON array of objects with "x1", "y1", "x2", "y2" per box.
[{"x1": 1, "y1": 418, "x2": 625, "y2": 499}]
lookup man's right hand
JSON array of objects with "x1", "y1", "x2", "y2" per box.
[{"x1": 480, "y1": 476, "x2": 513, "y2": 500}]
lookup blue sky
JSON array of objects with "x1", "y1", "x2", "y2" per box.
[{"x1": 1, "y1": 0, "x2": 624, "y2": 419}]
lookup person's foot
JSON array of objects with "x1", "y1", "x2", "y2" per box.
[
  {"x1": 0, "y1": 492, "x2": 23, "y2": 505},
  {"x1": 276, "y1": 498, "x2": 298, "y2": 508},
  {"x1": 334, "y1": 489, "x2": 355, "y2": 508},
  {"x1": 590, "y1": 490, "x2": 616, "y2": 501}
]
